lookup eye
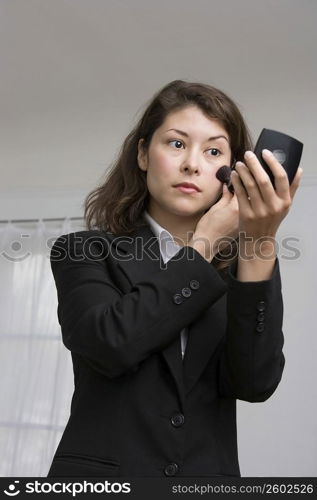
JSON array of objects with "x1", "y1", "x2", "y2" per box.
[
  {"x1": 207, "y1": 148, "x2": 221, "y2": 157},
  {"x1": 168, "y1": 140, "x2": 184, "y2": 149},
  {"x1": 168, "y1": 140, "x2": 222, "y2": 157}
]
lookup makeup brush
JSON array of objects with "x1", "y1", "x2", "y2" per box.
[{"x1": 215, "y1": 165, "x2": 235, "y2": 194}]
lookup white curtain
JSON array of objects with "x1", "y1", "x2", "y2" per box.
[{"x1": 0, "y1": 218, "x2": 85, "y2": 477}]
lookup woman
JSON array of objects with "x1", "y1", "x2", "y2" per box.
[{"x1": 48, "y1": 80, "x2": 302, "y2": 477}]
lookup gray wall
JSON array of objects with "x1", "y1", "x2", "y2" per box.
[{"x1": 1, "y1": 0, "x2": 316, "y2": 476}]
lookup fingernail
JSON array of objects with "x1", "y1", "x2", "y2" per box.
[
  {"x1": 244, "y1": 151, "x2": 254, "y2": 159},
  {"x1": 262, "y1": 149, "x2": 272, "y2": 156}
]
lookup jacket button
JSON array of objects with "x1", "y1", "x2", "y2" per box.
[
  {"x1": 256, "y1": 322, "x2": 265, "y2": 333},
  {"x1": 173, "y1": 293, "x2": 183, "y2": 304},
  {"x1": 164, "y1": 463, "x2": 179, "y2": 476},
  {"x1": 257, "y1": 312, "x2": 265, "y2": 321},
  {"x1": 256, "y1": 301, "x2": 266, "y2": 311},
  {"x1": 181, "y1": 287, "x2": 191, "y2": 298},
  {"x1": 189, "y1": 279, "x2": 200, "y2": 290},
  {"x1": 171, "y1": 413, "x2": 185, "y2": 427}
]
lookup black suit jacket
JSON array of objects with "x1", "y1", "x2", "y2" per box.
[{"x1": 47, "y1": 222, "x2": 285, "y2": 477}]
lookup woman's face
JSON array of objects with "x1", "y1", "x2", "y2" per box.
[{"x1": 137, "y1": 105, "x2": 232, "y2": 221}]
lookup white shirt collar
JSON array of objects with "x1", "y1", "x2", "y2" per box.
[{"x1": 143, "y1": 210, "x2": 181, "y2": 264}]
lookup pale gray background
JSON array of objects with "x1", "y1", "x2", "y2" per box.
[{"x1": 0, "y1": 0, "x2": 316, "y2": 476}]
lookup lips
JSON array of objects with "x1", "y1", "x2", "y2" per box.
[{"x1": 174, "y1": 182, "x2": 201, "y2": 192}]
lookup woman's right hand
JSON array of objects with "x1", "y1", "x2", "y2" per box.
[{"x1": 188, "y1": 183, "x2": 240, "y2": 262}]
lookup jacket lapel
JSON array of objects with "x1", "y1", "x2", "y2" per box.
[{"x1": 105, "y1": 222, "x2": 226, "y2": 406}]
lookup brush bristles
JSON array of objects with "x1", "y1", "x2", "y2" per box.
[{"x1": 216, "y1": 165, "x2": 234, "y2": 193}]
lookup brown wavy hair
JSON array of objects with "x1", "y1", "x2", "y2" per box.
[{"x1": 83, "y1": 79, "x2": 253, "y2": 272}]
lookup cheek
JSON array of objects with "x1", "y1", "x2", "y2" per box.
[
  {"x1": 147, "y1": 151, "x2": 176, "y2": 181},
  {"x1": 205, "y1": 184, "x2": 223, "y2": 205},
  {"x1": 203, "y1": 167, "x2": 223, "y2": 192},
  {"x1": 156, "y1": 150, "x2": 175, "y2": 171}
]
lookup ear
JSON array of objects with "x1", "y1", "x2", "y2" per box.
[{"x1": 137, "y1": 138, "x2": 148, "y2": 172}]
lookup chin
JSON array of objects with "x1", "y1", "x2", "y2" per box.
[{"x1": 169, "y1": 204, "x2": 205, "y2": 218}]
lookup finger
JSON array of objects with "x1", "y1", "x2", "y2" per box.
[
  {"x1": 219, "y1": 183, "x2": 232, "y2": 203},
  {"x1": 289, "y1": 167, "x2": 303, "y2": 200},
  {"x1": 223, "y1": 183, "x2": 231, "y2": 196},
  {"x1": 242, "y1": 151, "x2": 277, "y2": 205},
  {"x1": 230, "y1": 191, "x2": 239, "y2": 211},
  {"x1": 226, "y1": 185, "x2": 239, "y2": 207},
  {"x1": 260, "y1": 149, "x2": 290, "y2": 200},
  {"x1": 212, "y1": 184, "x2": 229, "y2": 208},
  {"x1": 230, "y1": 170, "x2": 253, "y2": 215},
  {"x1": 234, "y1": 161, "x2": 265, "y2": 209}
]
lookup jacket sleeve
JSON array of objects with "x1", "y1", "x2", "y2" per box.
[
  {"x1": 50, "y1": 231, "x2": 228, "y2": 378},
  {"x1": 217, "y1": 257, "x2": 285, "y2": 402}
]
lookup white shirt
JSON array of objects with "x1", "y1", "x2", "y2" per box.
[{"x1": 143, "y1": 210, "x2": 188, "y2": 360}]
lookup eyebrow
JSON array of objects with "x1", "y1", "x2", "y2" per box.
[{"x1": 165, "y1": 128, "x2": 229, "y2": 143}]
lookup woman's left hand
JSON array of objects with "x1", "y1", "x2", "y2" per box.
[{"x1": 230, "y1": 148, "x2": 303, "y2": 241}]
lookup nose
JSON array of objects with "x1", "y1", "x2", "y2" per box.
[{"x1": 180, "y1": 150, "x2": 201, "y2": 175}]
